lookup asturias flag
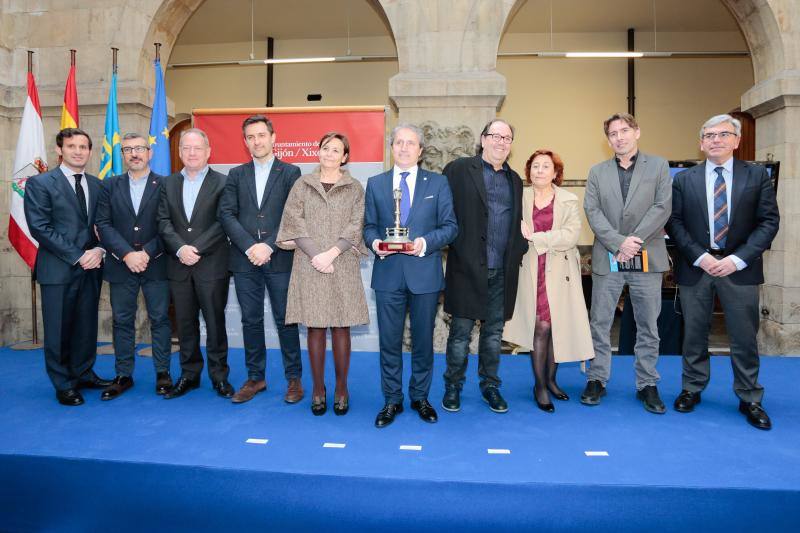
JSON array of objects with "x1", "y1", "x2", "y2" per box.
[
  {"x1": 9, "y1": 72, "x2": 48, "y2": 269},
  {"x1": 60, "y1": 59, "x2": 79, "y2": 129},
  {"x1": 148, "y1": 59, "x2": 170, "y2": 175},
  {"x1": 99, "y1": 71, "x2": 122, "y2": 179}
]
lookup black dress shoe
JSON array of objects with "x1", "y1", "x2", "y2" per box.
[
  {"x1": 311, "y1": 387, "x2": 327, "y2": 416},
  {"x1": 333, "y1": 393, "x2": 349, "y2": 416},
  {"x1": 481, "y1": 387, "x2": 509, "y2": 413},
  {"x1": 56, "y1": 388, "x2": 84, "y2": 406},
  {"x1": 739, "y1": 401, "x2": 772, "y2": 430},
  {"x1": 674, "y1": 390, "x2": 701, "y2": 413},
  {"x1": 213, "y1": 380, "x2": 235, "y2": 399},
  {"x1": 101, "y1": 375, "x2": 134, "y2": 401},
  {"x1": 163, "y1": 376, "x2": 200, "y2": 399},
  {"x1": 411, "y1": 399, "x2": 438, "y2": 423},
  {"x1": 442, "y1": 385, "x2": 461, "y2": 412},
  {"x1": 548, "y1": 385, "x2": 569, "y2": 401},
  {"x1": 534, "y1": 388, "x2": 555, "y2": 413},
  {"x1": 77, "y1": 370, "x2": 113, "y2": 389},
  {"x1": 155, "y1": 371, "x2": 172, "y2": 395},
  {"x1": 580, "y1": 380, "x2": 606, "y2": 406},
  {"x1": 636, "y1": 385, "x2": 666, "y2": 414},
  {"x1": 375, "y1": 403, "x2": 403, "y2": 428}
]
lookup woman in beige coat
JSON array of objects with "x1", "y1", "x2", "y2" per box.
[
  {"x1": 504, "y1": 149, "x2": 594, "y2": 412},
  {"x1": 276, "y1": 132, "x2": 369, "y2": 417}
]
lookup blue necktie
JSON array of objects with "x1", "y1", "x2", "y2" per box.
[
  {"x1": 713, "y1": 167, "x2": 728, "y2": 249},
  {"x1": 399, "y1": 171, "x2": 411, "y2": 225}
]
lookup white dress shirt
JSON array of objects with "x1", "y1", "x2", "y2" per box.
[
  {"x1": 60, "y1": 164, "x2": 89, "y2": 215},
  {"x1": 254, "y1": 155, "x2": 275, "y2": 208},
  {"x1": 694, "y1": 158, "x2": 745, "y2": 270},
  {"x1": 374, "y1": 165, "x2": 427, "y2": 257}
]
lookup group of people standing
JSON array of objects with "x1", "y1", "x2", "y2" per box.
[{"x1": 23, "y1": 110, "x2": 779, "y2": 431}]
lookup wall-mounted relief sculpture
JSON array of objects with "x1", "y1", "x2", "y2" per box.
[{"x1": 419, "y1": 121, "x2": 475, "y2": 174}]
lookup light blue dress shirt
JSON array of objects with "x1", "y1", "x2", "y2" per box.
[
  {"x1": 254, "y1": 156, "x2": 274, "y2": 208},
  {"x1": 694, "y1": 158, "x2": 745, "y2": 270},
  {"x1": 181, "y1": 165, "x2": 209, "y2": 221},
  {"x1": 128, "y1": 172, "x2": 148, "y2": 214}
]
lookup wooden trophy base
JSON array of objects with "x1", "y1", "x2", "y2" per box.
[{"x1": 378, "y1": 241, "x2": 415, "y2": 252}]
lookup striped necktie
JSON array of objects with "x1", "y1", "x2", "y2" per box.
[{"x1": 713, "y1": 166, "x2": 728, "y2": 249}]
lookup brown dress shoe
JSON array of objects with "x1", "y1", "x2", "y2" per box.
[
  {"x1": 231, "y1": 379, "x2": 266, "y2": 404},
  {"x1": 284, "y1": 378, "x2": 304, "y2": 404}
]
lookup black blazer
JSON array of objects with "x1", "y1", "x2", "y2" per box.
[
  {"x1": 23, "y1": 167, "x2": 102, "y2": 284},
  {"x1": 218, "y1": 158, "x2": 301, "y2": 273},
  {"x1": 442, "y1": 155, "x2": 528, "y2": 320},
  {"x1": 96, "y1": 171, "x2": 166, "y2": 283},
  {"x1": 667, "y1": 159, "x2": 779, "y2": 286},
  {"x1": 157, "y1": 168, "x2": 230, "y2": 282}
]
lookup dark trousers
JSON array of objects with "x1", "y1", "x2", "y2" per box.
[
  {"x1": 444, "y1": 268, "x2": 504, "y2": 391},
  {"x1": 375, "y1": 288, "x2": 439, "y2": 404},
  {"x1": 39, "y1": 269, "x2": 102, "y2": 391},
  {"x1": 169, "y1": 274, "x2": 230, "y2": 383},
  {"x1": 233, "y1": 269, "x2": 301, "y2": 381},
  {"x1": 679, "y1": 273, "x2": 763, "y2": 403},
  {"x1": 109, "y1": 276, "x2": 172, "y2": 377}
]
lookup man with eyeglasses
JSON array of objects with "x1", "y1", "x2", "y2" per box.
[
  {"x1": 96, "y1": 133, "x2": 172, "y2": 400},
  {"x1": 441, "y1": 119, "x2": 527, "y2": 414},
  {"x1": 582, "y1": 112, "x2": 672, "y2": 414},
  {"x1": 667, "y1": 114, "x2": 779, "y2": 430},
  {"x1": 158, "y1": 128, "x2": 233, "y2": 399}
]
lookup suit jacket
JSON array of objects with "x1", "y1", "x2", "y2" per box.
[
  {"x1": 157, "y1": 168, "x2": 230, "y2": 282},
  {"x1": 96, "y1": 171, "x2": 166, "y2": 283},
  {"x1": 667, "y1": 159, "x2": 779, "y2": 286},
  {"x1": 23, "y1": 167, "x2": 102, "y2": 284},
  {"x1": 363, "y1": 168, "x2": 458, "y2": 294},
  {"x1": 583, "y1": 151, "x2": 672, "y2": 274},
  {"x1": 442, "y1": 155, "x2": 528, "y2": 320},
  {"x1": 219, "y1": 158, "x2": 301, "y2": 273}
]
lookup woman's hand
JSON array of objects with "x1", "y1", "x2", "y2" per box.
[
  {"x1": 521, "y1": 220, "x2": 534, "y2": 241},
  {"x1": 311, "y1": 247, "x2": 340, "y2": 273}
]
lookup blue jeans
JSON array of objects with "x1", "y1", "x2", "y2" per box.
[
  {"x1": 444, "y1": 268, "x2": 504, "y2": 391},
  {"x1": 233, "y1": 268, "x2": 301, "y2": 381}
]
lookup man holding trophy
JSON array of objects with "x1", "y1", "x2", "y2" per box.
[{"x1": 364, "y1": 124, "x2": 458, "y2": 428}]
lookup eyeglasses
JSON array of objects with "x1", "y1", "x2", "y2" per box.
[
  {"x1": 484, "y1": 133, "x2": 514, "y2": 144},
  {"x1": 701, "y1": 131, "x2": 738, "y2": 141},
  {"x1": 122, "y1": 146, "x2": 150, "y2": 154}
]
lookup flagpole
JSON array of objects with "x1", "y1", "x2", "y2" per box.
[{"x1": 13, "y1": 50, "x2": 42, "y2": 351}]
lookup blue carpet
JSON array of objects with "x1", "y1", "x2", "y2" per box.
[{"x1": 1, "y1": 347, "x2": 799, "y2": 531}]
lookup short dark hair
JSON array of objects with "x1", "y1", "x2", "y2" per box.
[
  {"x1": 603, "y1": 113, "x2": 639, "y2": 136},
  {"x1": 56, "y1": 128, "x2": 92, "y2": 149},
  {"x1": 525, "y1": 149, "x2": 565, "y2": 186},
  {"x1": 242, "y1": 114, "x2": 274, "y2": 135},
  {"x1": 319, "y1": 132, "x2": 350, "y2": 165}
]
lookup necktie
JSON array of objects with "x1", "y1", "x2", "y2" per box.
[
  {"x1": 399, "y1": 171, "x2": 411, "y2": 225},
  {"x1": 713, "y1": 167, "x2": 728, "y2": 249},
  {"x1": 74, "y1": 173, "x2": 88, "y2": 220}
]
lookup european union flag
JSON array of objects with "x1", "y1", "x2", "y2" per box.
[
  {"x1": 148, "y1": 59, "x2": 170, "y2": 176},
  {"x1": 98, "y1": 71, "x2": 122, "y2": 179}
]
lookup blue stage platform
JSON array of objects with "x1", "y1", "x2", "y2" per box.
[{"x1": 1, "y1": 346, "x2": 799, "y2": 531}]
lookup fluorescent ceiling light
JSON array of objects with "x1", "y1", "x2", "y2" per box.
[
  {"x1": 565, "y1": 52, "x2": 644, "y2": 58},
  {"x1": 262, "y1": 57, "x2": 336, "y2": 64}
]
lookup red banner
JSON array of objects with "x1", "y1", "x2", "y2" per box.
[{"x1": 193, "y1": 107, "x2": 386, "y2": 165}]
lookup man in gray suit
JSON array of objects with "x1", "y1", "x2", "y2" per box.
[{"x1": 582, "y1": 112, "x2": 672, "y2": 414}]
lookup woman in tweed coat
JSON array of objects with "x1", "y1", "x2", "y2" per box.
[{"x1": 276, "y1": 132, "x2": 369, "y2": 417}]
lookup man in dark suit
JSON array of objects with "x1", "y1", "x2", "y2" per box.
[
  {"x1": 441, "y1": 119, "x2": 528, "y2": 414},
  {"x1": 364, "y1": 124, "x2": 458, "y2": 428},
  {"x1": 219, "y1": 115, "x2": 303, "y2": 404},
  {"x1": 96, "y1": 132, "x2": 172, "y2": 400},
  {"x1": 667, "y1": 114, "x2": 779, "y2": 430},
  {"x1": 582, "y1": 113, "x2": 672, "y2": 414},
  {"x1": 158, "y1": 128, "x2": 233, "y2": 399},
  {"x1": 24, "y1": 128, "x2": 111, "y2": 405}
]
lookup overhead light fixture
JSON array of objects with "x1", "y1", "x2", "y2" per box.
[
  {"x1": 565, "y1": 52, "x2": 644, "y2": 58},
  {"x1": 262, "y1": 57, "x2": 336, "y2": 64}
]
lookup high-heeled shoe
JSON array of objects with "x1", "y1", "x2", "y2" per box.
[
  {"x1": 333, "y1": 394, "x2": 349, "y2": 416},
  {"x1": 534, "y1": 387, "x2": 555, "y2": 413},
  {"x1": 548, "y1": 384, "x2": 569, "y2": 401},
  {"x1": 311, "y1": 386, "x2": 327, "y2": 416}
]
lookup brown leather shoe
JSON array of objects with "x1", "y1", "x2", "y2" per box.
[
  {"x1": 284, "y1": 378, "x2": 304, "y2": 404},
  {"x1": 231, "y1": 379, "x2": 266, "y2": 404}
]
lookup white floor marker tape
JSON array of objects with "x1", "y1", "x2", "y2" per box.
[
  {"x1": 487, "y1": 448, "x2": 511, "y2": 454},
  {"x1": 399, "y1": 445, "x2": 422, "y2": 451},
  {"x1": 245, "y1": 438, "x2": 269, "y2": 445},
  {"x1": 323, "y1": 442, "x2": 346, "y2": 448},
  {"x1": 584, "y1": 451, "x2": 609, "y2": 456}
]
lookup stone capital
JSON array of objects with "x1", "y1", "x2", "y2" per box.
[{"x1": 741, "y1": 70, "x2": 800, "y2": 117}]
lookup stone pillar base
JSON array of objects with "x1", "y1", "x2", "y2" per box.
[{"x1": 759, "y1": 320, "x2": 800, "y2": 356}]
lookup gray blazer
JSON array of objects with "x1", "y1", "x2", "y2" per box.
[{"x1": 583, "y1": 151, "x2": 672, "y2": 274}]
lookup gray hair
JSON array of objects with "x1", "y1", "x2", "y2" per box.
[
  {"x1": 389, "y1": 123, "x2": 425, "y2": 149},
  {"x1": 179, "y1": 127, "x2": 210, "y2": 147},
  {"x1": 121, "y1": 132, "x2": 147, "y2": 142},
  {"x1": 700, "y1": 114, "x2": 741, "y2": 139}
]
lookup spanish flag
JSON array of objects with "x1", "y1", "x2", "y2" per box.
[{"x1": 60, "y1": 50, "x2": 79, "y2": 129}]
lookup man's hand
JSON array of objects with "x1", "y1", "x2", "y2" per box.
[
  {"x1": 521, "y1": 220, "x2": 534, "y2": 241},
  {"x1": 372, "y1": 239, "x2": 396, "y2": 258},
  {"x1": 698, "y1": 254, "x2": 718, "y2": 275},
  {"x1": 311, "y1": 248, "x2": 340, "y2": 273},
  {"x1": 708, "y1": 256, "x2": 737, "y2": 277},
  {"x1": 123, "y1": 251, "x2": 150, "y2": 273},
  {"x1": 79, "y1": 248, "x2": 104, "y2": 270},
  {"x1": 402, "y1": 237, "x2": 425, "y2": 256},
  {"x1": 247, "y1": 243, "x2": 272, "y2": 266},
  {"x1": 618, "y1": 235, "x2": 643, "y2": 257},
  {"x1": 178, "y1": 245, "x2": 201, "y2": 266}
]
